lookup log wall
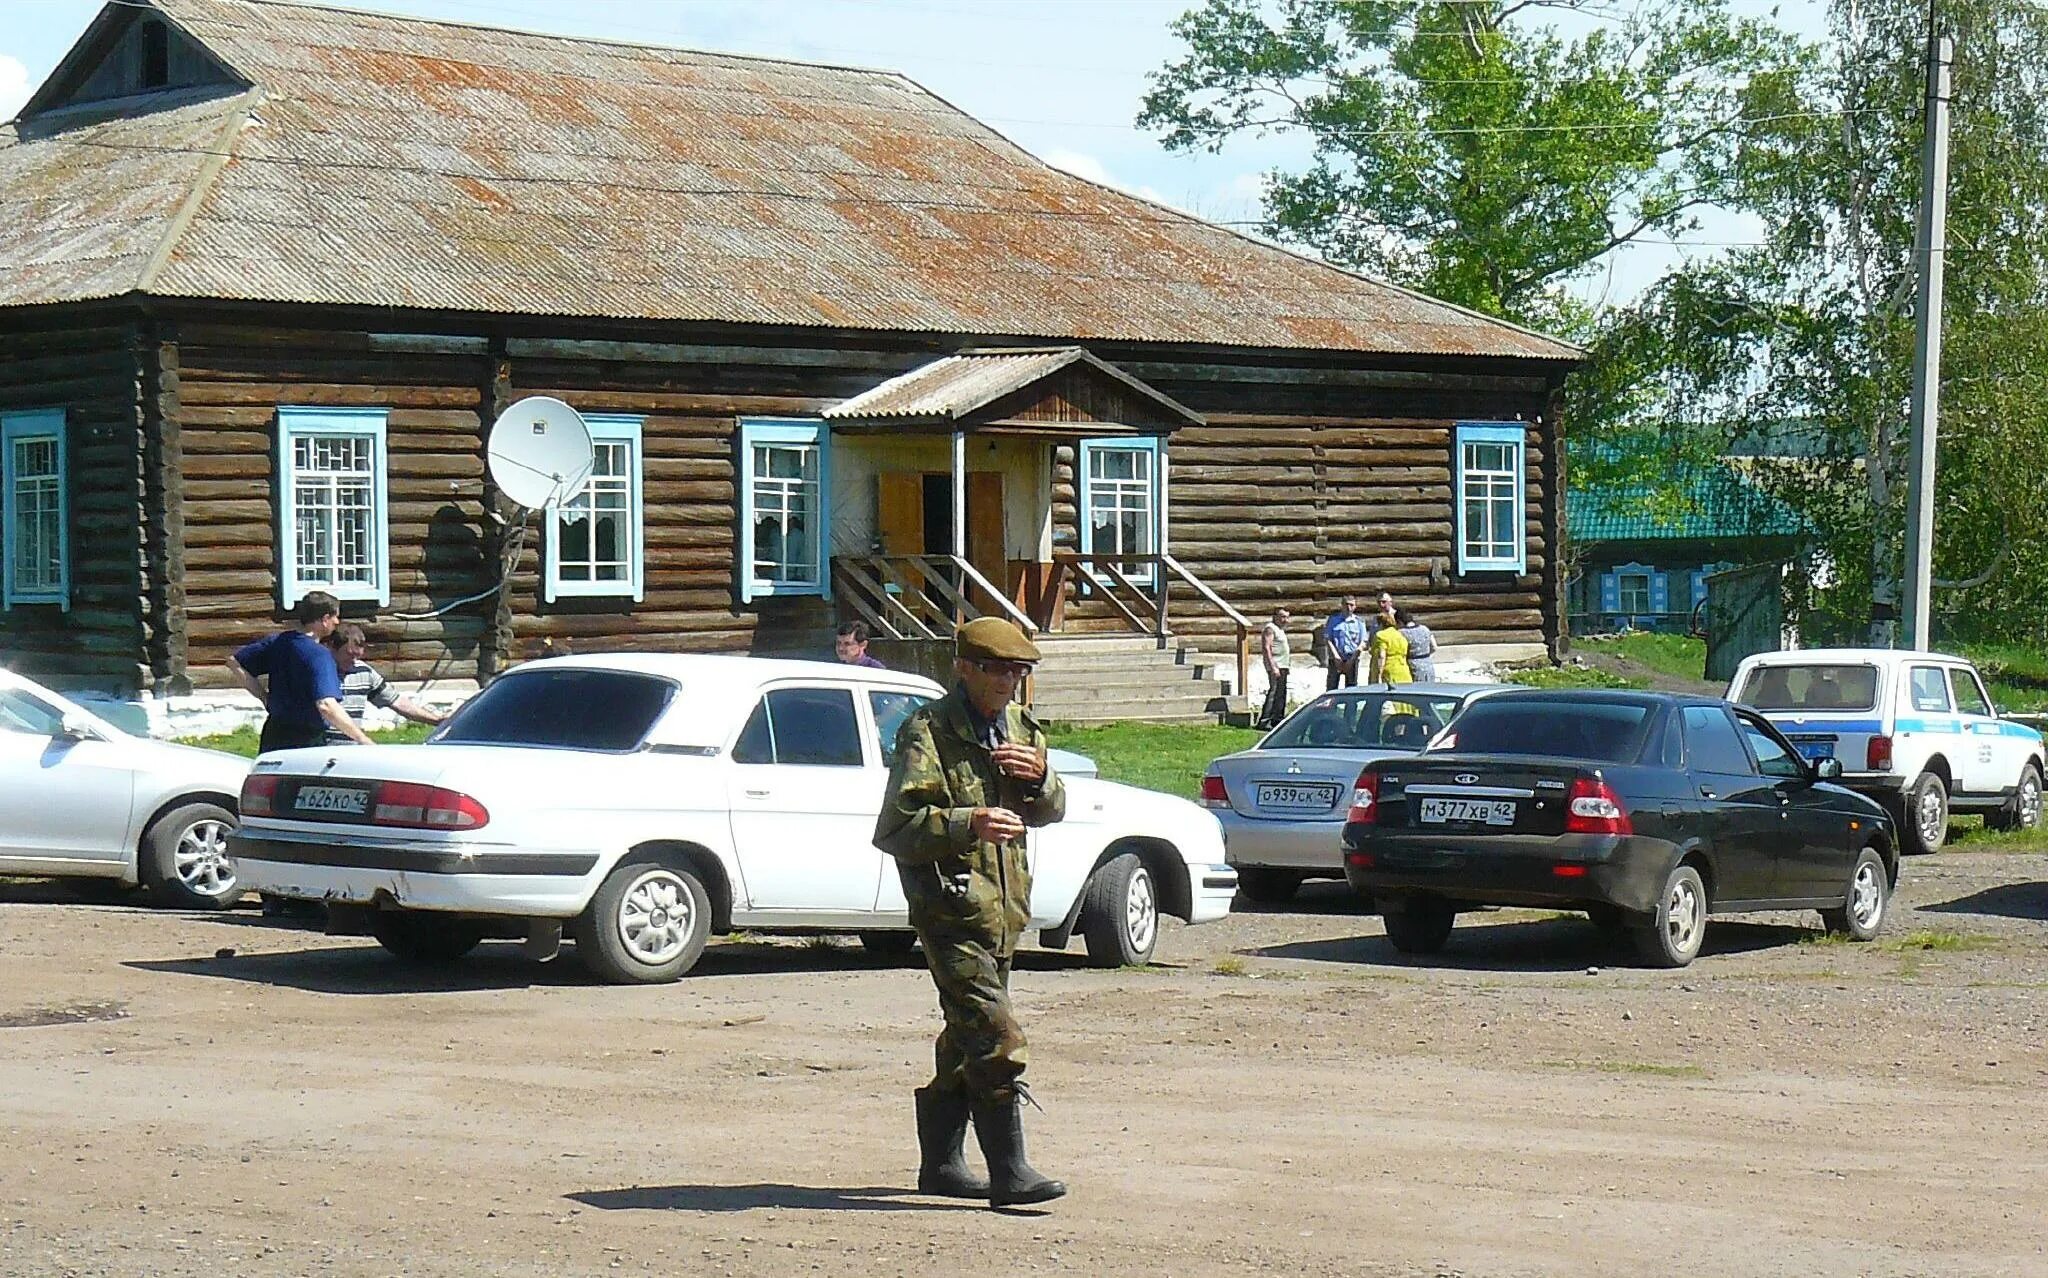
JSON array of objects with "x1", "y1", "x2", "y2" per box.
[{"x1": 0, "y1": 312, "x2": 149, "y2": 690}]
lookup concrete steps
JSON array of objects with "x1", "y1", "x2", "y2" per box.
[{"x1": 1028, "y1": 636, "x2": 1235, "y2": 726}]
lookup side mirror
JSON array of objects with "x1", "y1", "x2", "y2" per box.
[
  {"x1": 1814, "y1": 757, "x2": 1844, "y2": 780},
  {"x1": 55, "y1": 714, "x2": 99, "y2": 743}
]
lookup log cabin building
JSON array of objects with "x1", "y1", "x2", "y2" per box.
[{"x1": 0, "y1": 0, "x2": 1582, "y2": 723}]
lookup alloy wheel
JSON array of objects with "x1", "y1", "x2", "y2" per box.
[
  {"x1": 172, "y1": 819, "x2": 236, "y2": 897},
  {"x1": 1848, "y1": 860, "x2": 1884, "y2": 930},
  {"x1": 2020, "y1": 772, "x2": 2042, "y2": 828},
  {"x1": 1124, "y1": 866, "x2": 1157, "y2": 955},
  {"x1": 1917, "y1": 787, "x2": 1946, "y2": 846},
  {"x1": 615, "y1": 868, "x2": 695, "y2": 966},
  {"x1": 1664, "y1": 875, "x2": 1704, "y2": 957}
]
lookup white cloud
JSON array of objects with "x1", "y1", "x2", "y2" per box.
[
  {"x1": 0, "y1": 55, "x2": 30, "y2": 122},
  {"x1": 1042, "y1": 147, "x2": 1173, "y2": 209}
]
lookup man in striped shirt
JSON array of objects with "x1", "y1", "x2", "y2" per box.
[{"x1": 321, "y1": 624, "x2": 447, "y2": 746}]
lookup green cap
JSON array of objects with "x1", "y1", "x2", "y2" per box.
[{"x1": 956, "y1": 617, "x2": 1042, "y2": 663}]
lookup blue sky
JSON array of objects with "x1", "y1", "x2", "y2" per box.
[{"x1": 2, "y1": 0, "x2": 1818, "y2": 307}]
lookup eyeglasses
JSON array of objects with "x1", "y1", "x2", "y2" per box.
[{"x1": 970, "y1": 659, "x2": 1034, "y2": 680}]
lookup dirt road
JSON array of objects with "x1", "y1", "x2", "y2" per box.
[{"x1": 3, "y1": 855, "x2": 2045, "y2": 1278}]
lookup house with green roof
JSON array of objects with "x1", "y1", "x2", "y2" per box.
[{"x1": 1566, "y1": 456, "x2": 1807, "y2": 634}]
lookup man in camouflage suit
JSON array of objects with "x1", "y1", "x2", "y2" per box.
[{"x1": 873, "y1": 617, "x2": 1068, "y2": 1208}]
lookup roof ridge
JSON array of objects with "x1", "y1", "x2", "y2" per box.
[
  {"x1": 132, "y1": 87, "x2": 258, "y2": 296},
  {"x1": 155, "y1": 0, "x2": 925, "y2": 87}
]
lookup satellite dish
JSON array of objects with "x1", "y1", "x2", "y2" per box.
[{"x1": 486, "y1": 396, "x2": 595, "y2": 509}]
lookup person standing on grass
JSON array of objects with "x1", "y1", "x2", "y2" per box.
[
  {"x1": 1323, "y1": 596, "x2": 1367, "y2": 690},
  {"x1": 323, "y1": 624, "x2": 445, "y2": 747},
  {"x1": 1259, "y1": 606, "x2": 1293, "y2": 729},
  {"x1": 226, "y1": 591, "x2": 371, "y2": 752}
]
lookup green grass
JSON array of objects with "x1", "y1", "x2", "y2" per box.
[
  {"x1": 1503, "y1": 665, "x2": 1647, "y2": 690},
  {"x1": 1880, "y1": 929, "x2": 1998, "y2": 953},
  {"x1": 1954, "y1": 642, "x2": 2048, "y2": 713},
  {"x1": 1045, "y1": 721, "x2": 1262, "y2": 798},
  {"x1": 1947, "y1": 816, "x2": 2048, "y2": 854},
  {"x1": 1209, "y1": 955, "x2": 1249, "y2": 977},
  {"x1": 177, "y1": 721, "x2": 438, "y2": 758},
  {"x1": 1577, "y1": 632, "x2": 1710, "y2": 683},
  {"x1": 1541, "y1": 1059, "x2": 1708, "y2": 1080}
]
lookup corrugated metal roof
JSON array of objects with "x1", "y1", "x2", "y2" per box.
[
  {"x1": 1572, "y1": 460, "x2": 1807, "y2": 543},
  {"x1": 824, "y1": 346, "x2": 1202, "y2": 427},
  {"x1": 0, "y1": 0, "x2": 1582, "y2": 362}
]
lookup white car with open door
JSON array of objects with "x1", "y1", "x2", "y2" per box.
[
  {"x1": 228, "y1": 655, "x2": 1236, "y2": 983},
  {"x1": 0, "y1": 667, "x2": 249, "y2": 908}
]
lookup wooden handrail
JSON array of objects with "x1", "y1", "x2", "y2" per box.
[
  {"x1": 829, "y1": 554, "x2": 1038, "y2": 639},
  {"x1": 945, "y1": 555, "x2": 1040, "y2": 636},
  {"x1": 1161, "y1": 552, "x2": 1253, "y2": 702}
]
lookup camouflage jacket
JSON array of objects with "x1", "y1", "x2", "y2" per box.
[{"x1": 872, "y1": 687, "x2": 1067, "y2": 949}]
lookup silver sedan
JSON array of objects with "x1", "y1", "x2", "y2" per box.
[{"x1": 1199, "y1": 684, "x2": 1498, "y2": 903}]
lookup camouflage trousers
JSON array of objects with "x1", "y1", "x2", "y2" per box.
[{"x1": 914, "y1": 922, "x2": 1028, "y2": 1104}]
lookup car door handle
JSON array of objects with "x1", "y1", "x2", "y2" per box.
[
  {"x1": 743, "y1": 789, "x2": 771, "y2": 799},
  {"x1": 1698, "y1": 786, "x2": 1718, "y2": 799}
]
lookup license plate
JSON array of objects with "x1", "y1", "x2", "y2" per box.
[
  {"x1": 1255, "y1": 782, "x2": 1340, "y2": 811},
  {"x1": 293, "y1": 784, "x2": 370, "y2": 816},
  {"x1": 1796, "y1": 741, "x2": 1835, "y2": 761},
  {"x1": 1417, "y1": 797, "x2": 1517, "y2": 826}
]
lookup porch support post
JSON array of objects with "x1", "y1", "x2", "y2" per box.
[
  {"x1": 1154, "y1": 435, "x2": 1170, "y2": 644},
  {"x1": 950, "y1": 429, "x2": 967, "y2": 562}
]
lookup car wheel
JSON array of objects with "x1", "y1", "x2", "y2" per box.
[
  {"x1": 1632, "y1": 863, "x2": 1708, "y2": 968},
  {"x1": 1081, "y1": 853, "x2": 1158, "y2": 968},
  {"x1": 141, "y1": 802, "x2": 240, "y2": 910},
  {"x1": 858, "y1": 930, "x2": 918, "y2": 958},
  {"x1": 1818, "y1": 846, "x2": 1889, "y2": 941},
  {"x1": 1901, "y1": 771, "x2": 1948, "y2": 855},
  {"x1": 1990, "y1": 763, "x2": 2042, "y2": 832},
  {"x1": 1234, "y1": 867, "x2": 1303, "y2": 904},
  {"x1": 572, "y1": 859, "x2": 711, "y2": 984},
  {"x1": 370, "y1": 913, "x2": 487, "y2": 964},
  {"x1": 1381, "y1": 896, "x2": 1455, "y2": 955}
]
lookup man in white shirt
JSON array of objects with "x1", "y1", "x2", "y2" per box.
[{"x1": 1258, "y1": 607, "x2": 1293, "y2": 729}]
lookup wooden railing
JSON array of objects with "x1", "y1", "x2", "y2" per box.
[
  {"x1": 835, "y1": 551, "x2": 1253, "y2": 700},
  {"x1": 832, "y1": 555, "x2": 1040, "y2": 641}
]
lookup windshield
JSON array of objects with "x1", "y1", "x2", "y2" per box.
[
  {"x1": 1263, "y1": 692, "x2": 1465, "y2": 751},
  {"x1": 431, "y1": 668, "x2": 676, "y2": 751},
  {"x1": 1428, "y1": 698, "x2": 1652, "y2": 763},
  {"x1": 1736, "y1": 663, "x2": 1879, "y2": 712}
]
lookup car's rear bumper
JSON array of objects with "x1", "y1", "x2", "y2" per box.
[
  {"x1": 229, "y1": 828, "x2": 601, "y2": 917},
  {"x1": 1215, "y1": 810, "x2": 1346, "y2": 872},
  {"x1": 1341, "y1": 827, "x2": 1679, "y2": 914}
]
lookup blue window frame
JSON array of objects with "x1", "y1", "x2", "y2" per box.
[
  {"x1": 1078, "y1": 436, "x2": 1159, "y2": 585},
  {"x1": 739, "y1": 418, "x2": 830, "y2": 602},
  {"x1": 2, "y1": 408, "x2": 69, "y2": 611},
  {"x1": 1452, "y1": 423, "x2": 1526, "y2": 575},
  {"x1": 278, "y1": 407, "x2": 390, "y2": 607},
  {"x1": 545, "y1": 414, "x2": 644, "y2": 603}
]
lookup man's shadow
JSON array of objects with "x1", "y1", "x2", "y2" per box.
[{"x1": 567, "y1": 1185, "x2": 985, "y2": 1213}]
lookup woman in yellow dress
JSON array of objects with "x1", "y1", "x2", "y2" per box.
[{"x1": 1368, "y1": 604, "x2": 1413, "y2": 684}]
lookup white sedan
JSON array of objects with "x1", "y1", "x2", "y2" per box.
[
  {"x1": 0, "y1": 667, "x2": 250, "y2": 908},
  {"x1": 228, "y1": 654, "x2": 1237, "y2": 983}
]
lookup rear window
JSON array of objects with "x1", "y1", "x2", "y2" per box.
[
  {"x1": 432, "y1": 669, "x2": 675, "y2": 752},
  {"x1": 1737, "y1": 663, "x2": 1879, "y2": 712},
  {"x1": 1263, "y1": 693, "x2": 1465, "y2": 750},
  {"x1": 1429, "y1": 698, "x2": 1652, "y2": 763}
]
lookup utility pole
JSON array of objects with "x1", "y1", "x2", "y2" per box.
[{"x1": 1901, "y1": 30, "x2": 1953, "y2": 652}]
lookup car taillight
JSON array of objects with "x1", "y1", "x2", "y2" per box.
[
  {"x1": 1199, "y1": 774, "x2": 1228, "y2": 808},
  {"x1": 240, "y1": 773, "x2": 280, "y2": 816},
  {"x1": 371, "y1": 781, "x2": 489, "y2": 830},
  {"x1": 1347, "y1": 767, "x2": 1381, "y2": 824},
  {"x1": 1866, "y1": 735, "x2": 1893, "y2": 772},
  {"x1": 1564, "y1": 775, "x2": 1631, "y2": 835}
]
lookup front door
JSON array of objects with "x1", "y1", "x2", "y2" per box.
[
  {"x1": 726, "y1": 685, "x2": 885, "y2": 915},
  {"x1": 878, "y1": 470, "x2": 1009, "y2": 608},
  {"x1": 1681, "y1": 703, "x2": 1778, "y2": 902},
  {"x1": 0, "y1": 685, "x2": 135, "y2": 867}
]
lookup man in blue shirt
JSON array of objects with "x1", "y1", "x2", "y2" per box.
[
  {"x1": 226, "y1": 591, "x2": 372, "y2": 752},
  {"x1": 1323, "y1": 596, "x2": 1367, "y2": 690}
]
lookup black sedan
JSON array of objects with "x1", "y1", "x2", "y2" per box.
[{"x1": 1341, "y1": 690, "x2": 1897, "y2": 967}]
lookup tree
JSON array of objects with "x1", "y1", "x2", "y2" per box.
[{"x1": 1139, "y1": 0, "x2": 1810, "y2": 333}]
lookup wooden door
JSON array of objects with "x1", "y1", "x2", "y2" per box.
[
  {"x1": 966, "y1": 471, "x2": 1006, "y2": 605},
  {"x1": 877, "y1": 473, "x2": 923, "y2": 556}
]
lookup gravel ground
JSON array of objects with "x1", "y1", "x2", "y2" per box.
[{"x1": 2, "y1": 854, "x2": 2044, "y2": 1278}]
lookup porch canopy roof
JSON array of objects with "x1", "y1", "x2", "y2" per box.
[{"x1": 822, "y1": 347, "x2": 1203, "y2": 439}]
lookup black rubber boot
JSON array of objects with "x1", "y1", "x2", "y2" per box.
[
  {"x1": 915, "y1": 1087, "x2": 988, "y2": 1199},
  {"x1": 970, "y1": 1094, "x2": 1067, "y2": 1208}
]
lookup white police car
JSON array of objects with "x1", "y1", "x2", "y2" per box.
[{"x1": 1730, "y1": 648, "x2": 2045, "y2": 855}]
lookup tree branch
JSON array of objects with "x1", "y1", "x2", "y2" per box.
[{"x1": 1933, "y1": 545, "x2": 2011, "y2": 591}]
